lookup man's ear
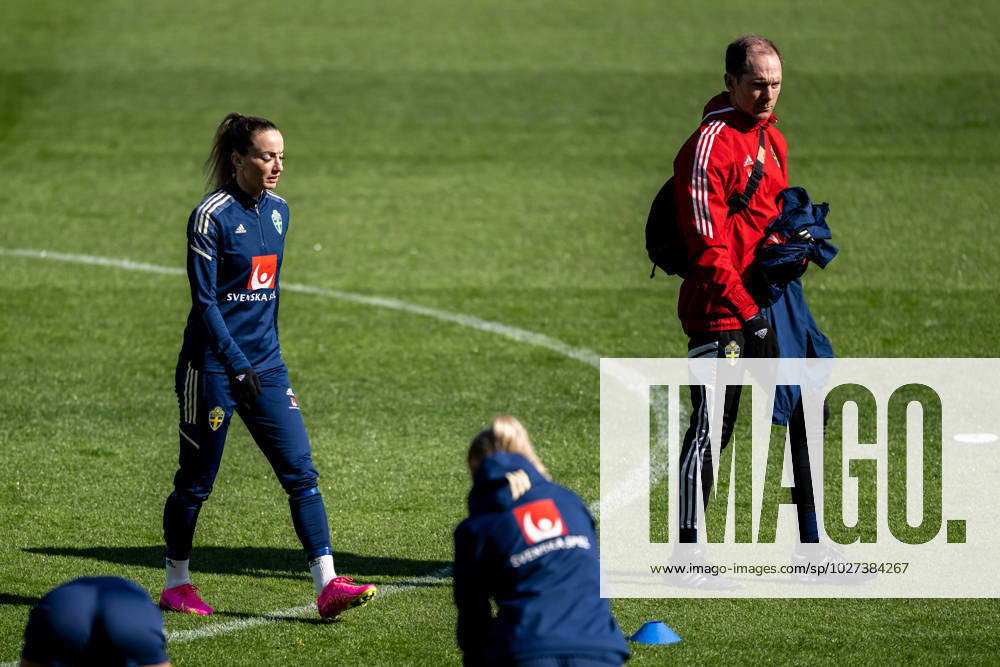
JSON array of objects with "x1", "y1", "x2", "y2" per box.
[{"x1": 724, "y1": 72, "x2": 736, "y2": 92}]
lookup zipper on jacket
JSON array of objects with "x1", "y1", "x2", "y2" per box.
[{"x1": 254, "y1": 202, "x2": 265, "y2": 250}]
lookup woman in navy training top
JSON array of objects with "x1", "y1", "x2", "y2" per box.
[
  {"x1": 159, "y1": 113, "x2": 374, "y2": 619},
  {"x1": 454, "y1": 416, "x2": 630, "y2": 666}
]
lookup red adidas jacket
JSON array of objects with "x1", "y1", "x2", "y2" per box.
[{"x1": 672, "y1": 93, "x2": 789, "y2": 334}]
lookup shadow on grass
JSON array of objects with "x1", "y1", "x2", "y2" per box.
[
  {"x1": 200, "y1": 608, "x2": 333, "y2": 625},
  {"x1": 22, "y1": 546, "x2": 450, "y2": 581},
  {"x1": 0, "y1": 592, "x2": 41, "y2": 607}
]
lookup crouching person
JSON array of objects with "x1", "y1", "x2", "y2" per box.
[
  {"x1": 21, "y1": 576, "x2": 170, "y2": 667},
  {"x1": 453, "y1": 416, "x2": 630, "y2": 667}
]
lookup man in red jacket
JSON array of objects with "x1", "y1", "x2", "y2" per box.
[{"x1": 674, "y1": 35, "x2": 786, "y2": 544}]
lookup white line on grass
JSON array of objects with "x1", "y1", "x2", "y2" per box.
[
  {"x1": 167, "y1": 567, "x2": 454, "y2": 643},
  {"x1": 2, "y1": 248, "x2": 600, "y2": 369},
  {"x1": 5, "y1": 247, "x2": 659, "y2": 647}
]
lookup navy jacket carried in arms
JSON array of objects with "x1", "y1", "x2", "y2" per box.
[{"x1": 755, "y1": 187, "x2": 838, "y2": 425}]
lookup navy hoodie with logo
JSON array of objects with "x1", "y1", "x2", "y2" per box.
[{"x1": 453, "y1": 452, "x2": 630, "y2": 666}]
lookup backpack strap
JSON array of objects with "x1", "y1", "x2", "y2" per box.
[{"x1": 726, "y1": 128, "x2": 767, "y2": 216}]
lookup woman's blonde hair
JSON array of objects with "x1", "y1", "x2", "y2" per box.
[{"x1": 468, "y1": 415, "x2": 551, "y2": 479}]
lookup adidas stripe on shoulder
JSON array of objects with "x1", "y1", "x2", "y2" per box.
[
  {"x1": 689, "y1": 120, "x2": 726, "y2": 239},
  {"x1": 192, "y1": 190, "x2": 234, "y2": 235}
]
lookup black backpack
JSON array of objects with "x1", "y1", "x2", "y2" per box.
[
  {"x1": 645, "y1": 128, "x2": 766, "y2": 279},
  {"x1": 644, "y1": 176, "x2": 688, "y2": 278}
]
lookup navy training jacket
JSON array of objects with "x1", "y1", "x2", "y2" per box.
[
  {"x1": 179, "y1": 182, "x2": 290, "y2": 375},
  {"x1": 453, "y1": 452, "x2": 630, "y2": 666},
  {"x1": 755, "y1": 187, "x2": 837, "y2": 425}
]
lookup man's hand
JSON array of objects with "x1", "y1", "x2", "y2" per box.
[
  {"x1": 742, "y1": 313, "x2": 779, "y2": 358},
  {"x1": 232, "y1": 368, "x2": 262, "y2": 409}
]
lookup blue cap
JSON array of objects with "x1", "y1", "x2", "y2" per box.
[{"x1": 630, "y1": 620, "x2": 682, "y2": 645}]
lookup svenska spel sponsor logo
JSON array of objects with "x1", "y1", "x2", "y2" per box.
[
  {"x1": 226, "y1": 292, "x2": 275, "y2": 302},
  {"x1": 512, "y1": 499, "x2": 568, "y2": 545},
  {"x1": 247, "y1": 254, "x2": 277, "y2": 290}
]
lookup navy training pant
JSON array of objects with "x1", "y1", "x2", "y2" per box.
[
  {"x1": 164, "y1": 361, "x2": 331, "y2": 561},
  {"x1": 678, "y1": 331, "x2": 818, "y2": 543}
]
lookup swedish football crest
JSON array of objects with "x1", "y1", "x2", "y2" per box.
[
  {"x1": 724, "y1": 341, "x2": 741, "y2": 366},
  {"x1": 271, "y1": 209, "x2": 283, "y2": 235},
  {"x1": 208, "y1": 406, "x2": 225, "y2": 431}
]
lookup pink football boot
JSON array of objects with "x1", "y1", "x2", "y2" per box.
[
  {"x1": 317, "y1": 576, "x2": 377, "y2": 619},
  {"x1": 159, "y1": 584, "x2": 215, "y2": 615}
]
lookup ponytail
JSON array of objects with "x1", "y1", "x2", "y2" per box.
[
  {"x1": 204, "y1": 112, "x2": 279, "y2": 191},
  {"x1": 468, "y1": 415, "x2": 551, "y2": 479}
]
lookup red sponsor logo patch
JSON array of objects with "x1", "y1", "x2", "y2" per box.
[
  {"x1": 512, "y1": 499, "x2": 568, "y2": 545},
  {"x1": 247, "y1": 254, "x2": 277, "y2": 290}
]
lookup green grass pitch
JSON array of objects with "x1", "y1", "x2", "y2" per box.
[{"x1": 2, "y1": 0, "x2": 999, "y2": 664}]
